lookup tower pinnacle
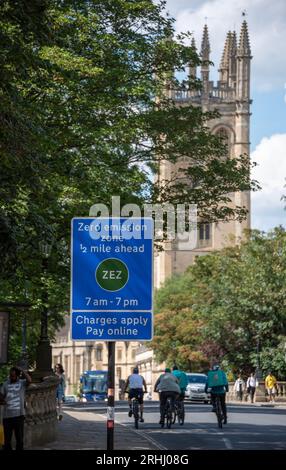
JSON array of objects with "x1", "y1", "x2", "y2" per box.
[
  {"x1": 219, "y1": 31, "x2": 232, "y2": 85},
  {"x1": 189, "y1": 37, "x2": 197, "y2": 79},
  {"x1": 200, "y1": 25, "x2": 210, "y2": 93},
  {"x1": 237, "y1": 20, "x2": 251, "y2": 57},
  {"x1": 220, "y1": 31, "x2": 232, "y2": 69},
  {"x1": 236, "y1": 21, "x2": 251, "y2": 101},
  {"x1": 201, "y1": 24, "x2": 210, "y2": 59},
  {"x1": 229, "y1": 31, "x2": 237, "y2": 87}
]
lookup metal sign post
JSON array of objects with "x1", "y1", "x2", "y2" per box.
[
  {"x1": 70, "y1": 217, "x2": 153, "y2": 451},
  {"x1": 107, "y1": 341, "x2": 115, "y2": 450}
]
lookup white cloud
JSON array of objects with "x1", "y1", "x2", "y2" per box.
[
  {"x1": 251, "y1": 134, "x2": 286, "y2": 231},
  {"x1": 166, "y1": 0, "x2": 286, "y2": 92}
]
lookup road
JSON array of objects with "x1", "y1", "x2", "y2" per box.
[{"x1": 63, "y1": 401, "x2": 286, "y2": 450}]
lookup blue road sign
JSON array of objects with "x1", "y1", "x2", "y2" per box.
[
  {"x1": 71, "y1": 311, "x2": 152, "y2": 341},
  {"x1": 71, "y1": 217, "x2": 153, "y2": 341}
]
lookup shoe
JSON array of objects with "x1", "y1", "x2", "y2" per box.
[
  {"x1": 223, "y1": 417, "x2": 227, "y2": 424},
  {"x1": 140, "y1": 417, "x2": 144, "y2": 423},
  {"x1": 128, "y1": 409, "x2": 132, "y2": 417},
  {"x1": 59, "y1": 415, "x2": 63, "y2": 421}
]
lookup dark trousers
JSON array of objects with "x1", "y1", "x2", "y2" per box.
[
  {"x1": 160, "y1": 391, "x2": 178, "y2": 419},
  {"x1": 3, "y1": 416, "x2": 25, "y2": 451},
  {"x1": 211, "y1": 393, "x2": 227, "y2": 419},
  {"x1": 248, "y1": 386, "x2": 256, "y2": 403}
]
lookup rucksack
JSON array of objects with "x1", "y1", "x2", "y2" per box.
[
  {"x1": 207, "y1": 370, "x2": 227, "y2": 388},
  {"x1": 173, "y1": 370, "x2": 188, "y2": 390},
  {"x1": 179, "y1": 371, "x2": 188, "y2": 390}
]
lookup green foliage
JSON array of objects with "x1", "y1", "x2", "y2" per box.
[
  {"x1": 153, "y1": 228, "x2": 286, "y2": 379},
  {"x1": 152, "y1": 273, "x2": 209, "y2": 371},
  {"x1": 0, "y1": 1, "x2": 256, "y2": 369},
  {"x1": 253, "y1": 337, "x2": 286, "y2": 378}
]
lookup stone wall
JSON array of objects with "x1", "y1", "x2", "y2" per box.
[{"x1": 24, "y1": 376, "x2": 59, "y2": 448}]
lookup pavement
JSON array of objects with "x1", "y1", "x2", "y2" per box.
[
  {"x1": 30, "y1": 407, "x2": 157, "y2": 450},
  {"x1": 226, "y1": 400, "x2": 286, "y2": 408},
  {"x1": 30, "y1": 401, "x2": 286, "y2": 450}
]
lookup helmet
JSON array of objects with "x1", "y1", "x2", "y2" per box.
[
  {"x1": 165, "y1": 368, "x2": 171, "y2": 373},
  {"x1": 133, "y1": 367, "x2": 139, "y2": 374},
  {"x1": 172, "y1": 365, "x2": 178, "y2": 371},
  {"x1": 212, "y1": 364, "x2": 220, "y2": 371}
]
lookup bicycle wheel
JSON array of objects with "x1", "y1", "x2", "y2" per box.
[
  {"x1": 133, "y1": 400, "x2": 139, "y2": 429},
  {"x1": 178, "y1": 402, "x2": 185, "y2": 426},
  {"x1": 172, "y1": 403, "x2": 177, "y2": 424},
  {"x1": 166, "y1": 400, "x2": 172, "y2": 429},
  {"x1": 216, "y1": 397, "x2": 223, "y2": 429},
  {"x1": 160, "y1": 405, "x2": 165, "y2": 428}
]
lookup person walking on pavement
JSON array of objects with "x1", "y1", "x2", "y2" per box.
[
  {"x1": 154, "y1": 368, "x2": 181, "y2": 425},
  {"x1": 234, "y1": 373, "x2": 245, "y2": 401},
  {"x1": 124, "y1": 367, "x2": 147, "y2": 423},
  {"x1": 265, "y1": 371, "x2": 277, "y2": 403},
  {"x1": 172, "y1": 365, "x2": 188, "y2": 401},
  {"x1": 0, "y1": 366, "x2": 31, "y2": 450},
  {"x1": 55, "y1": 363, "x2": 66, "y2": 421},
  {"x1": 246, "y1": 372, "x2": 258, "y2": 403}
]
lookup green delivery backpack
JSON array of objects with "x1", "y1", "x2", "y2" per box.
[{"x1": 207, "y1": 370, "x2": 227, "y2": 388}]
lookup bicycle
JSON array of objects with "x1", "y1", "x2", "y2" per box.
[
  {"x1": 214, "y1": 395, "x2": 224, "y2": 429},
  {"x1": 131, "y1": 395, "x2": 140, "y2": 429},
  {"x1": 126, "y1": 390, "x2": 145, "y2": 429},
  {"x1": 161, "y1": 396, "x2": 174, "y2": 429},
  {"x1": 173, "y1": 398, "x2": 185, "y2": 426}
]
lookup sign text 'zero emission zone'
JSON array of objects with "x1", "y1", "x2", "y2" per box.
[{"x1": 71, "y1": 217, "x2": 153, "y2": 341}]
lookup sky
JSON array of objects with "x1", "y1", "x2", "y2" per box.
[{"x1": 165, "y1": 0, "x2": 286, "y2": 232}]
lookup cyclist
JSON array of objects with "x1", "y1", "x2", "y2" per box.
[
  {"x1": 172, "y1": 365, "x2": 188, "y2": 401},
  {"x1": 124, "y1": 367, "x2": 147, "y2": 423},
  {"x1": 154, "y1": 368, "x2": 181, "y2": 424},
  {"x1": 205, "y1": 364, "x2": 228, "y2": 424}
]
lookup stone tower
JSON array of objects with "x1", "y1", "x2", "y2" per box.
[{"x1": 154, "y1": 21, "x2": 252, "y2": 288}]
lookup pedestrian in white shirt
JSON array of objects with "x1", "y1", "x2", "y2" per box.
[
  {"x1": 233, "y1": 374, "x2": 245, "y2": 401},
  {"x1": 246, "y1": 372, "x2": 258, "y2": 403}
]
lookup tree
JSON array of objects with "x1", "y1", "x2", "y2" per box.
[
  {"x1": 190, "y1": 227, "x2": 286, "y2": 377},
  {"x1": 152, "y1": 227, "x2": 286, "y2": 379},
  {"x1": 0, "y1": 0, "x2": 256, "y2": 372},
  {"x1": 151, "y1": 273, "x2": 209, "y2": 371}
]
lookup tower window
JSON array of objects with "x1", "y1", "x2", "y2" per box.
[{"x1": 216, "y1": 128, "x2": 230, "y2": 158}]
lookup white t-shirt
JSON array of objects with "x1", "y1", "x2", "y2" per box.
[
  {"x1": 2, "y1": 379, "x2": 27, "y2": 418},
  {"x1": 129, "y1": 374, "x2": 144, "y2": 389},
  {"x1": 247, "y1": 377, "x2": 257, "y2": 388},
  {"x1": 234, "y1": 378, "x2": 245, "y2": 392}
]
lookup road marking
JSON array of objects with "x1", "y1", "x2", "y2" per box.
[
  {"x1": 97, "y1": 414, "x2": 167, "y2": 451},
  {"x1": 222, "y1": 437, "x2": 233, "y2": 449},
  {"x1": 147, "y1": 428, "x2": 207, "y2": 434},
  {"x1": 125, "y1": 426, "x2": 168, "y2": 451},
  {"x1": 216, "y1": 431, "x2": 233, "y2": 449}
]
